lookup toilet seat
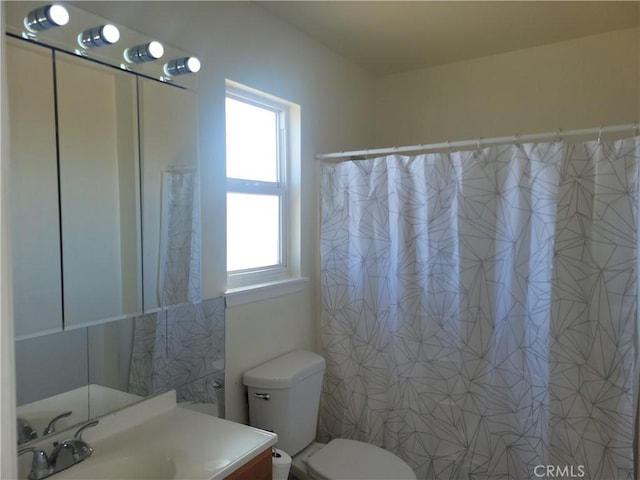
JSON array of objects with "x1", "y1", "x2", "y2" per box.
[{"x1": 306, "y1": 439, "x2": 416, "y2": 480}]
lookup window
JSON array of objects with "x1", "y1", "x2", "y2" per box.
[{"x1": 225, "y1": 84, "x2": 297, "y2": 289}]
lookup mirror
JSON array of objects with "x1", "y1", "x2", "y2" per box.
[
  {"x1": 6, "y1": 3, "x2": 223, "y2": 447},
  {"x1": 10, "y1": 39, "x2": 144, "y2": 443},
  {"x1": 7, "y1": 39, "x2": 143, "y2": 334},
  {"x1": 8, "y1": 37, "x2": 62, "y2": 340},
  {"x1": 15, "y1": 298, "x2": 225, "y2": 445},
  {"x1": 139, "y1": 75, "x2": 200, "y2": 312},
  {"x1": 15, "y1": 329, "x2": 89, "y2": 441},
  {"x1": 14, "y1": 322, "x2": 140, "y2": 442},
  {"x1": 56, "y1": 50, "x2": 142, "y2": 327}
]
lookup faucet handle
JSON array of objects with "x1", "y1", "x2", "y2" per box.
[
  {"x1": 43, "y1": 411, "x2": 72, "y2": 436},
  {"x1": 70, "y1": 419, "x2": 99, "y2": 460},
  {"x1": 74, "y1": 419, "x2": 99, "y2": 441},
  {"x1": 50, "y1": 420, "x2": 99, "y2": 467},
  {"x1": 18, "y1": 447, "x2": 53, "y2": 480}
]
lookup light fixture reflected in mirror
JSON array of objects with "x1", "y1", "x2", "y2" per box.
[
  {"x1": 124, "y1": 41, "x2": 164, "y2": 64},
  {"x1": 24, "y1": 4, "x2": 69, "y2": 32},
  {"x1": 163, "y1": 57, "x2": 201, "y2": 76},
  {"x1": 78, "y1": 24, "x2": 120, "y2": 49}
]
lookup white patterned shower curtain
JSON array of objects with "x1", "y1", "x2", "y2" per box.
[{"x1": 319, "y1": 138, "x2": 639, "y2": 479}]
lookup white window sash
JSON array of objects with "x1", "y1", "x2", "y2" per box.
[{"x1": 227, "y1": 178, "x2": 282, "y2": 196}]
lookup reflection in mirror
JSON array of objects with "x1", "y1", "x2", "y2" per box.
[
  {"x1": 87, "y1": 319, "x2": 143, "y2": 419},
  {"x1": 7, "y1": 38, "x2": 62, "y2": 340},
  {"x1": 126, "y1": 298, "x2": 226, "y2": 418},
  {"x1": 15, "y1": 329, "x2": 89, "y2": 444},
  {"x1": 15, "y1": 298, "x2": 226, "y2": 445},
  {"x1": 56, "y1": 51, "x2": 143, "y2": 327},
  {"x1": 15, "y1": 320, "x2": 140, "y2": 447},
  {"x1": 139, "y1": 76, "x2": 200, "y2": 312}
]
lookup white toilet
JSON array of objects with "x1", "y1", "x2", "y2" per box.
[{"x1": 243, "y1": 350, "x2": 417, "y2": 480}]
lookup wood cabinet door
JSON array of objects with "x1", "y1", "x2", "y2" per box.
[{"x1": 225, "y1": 448, "x2": 272, "y2": 480}]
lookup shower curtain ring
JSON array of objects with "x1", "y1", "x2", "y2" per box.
[
  {"x1": 597, "y1": 126, "x2": 603, "y2": 144},
  {"x1": 555, "y1": 129, "x2": 562, "y2": 143},
  {"x1": 477, "y1": 138, "x2": 482, "y2": 150}
]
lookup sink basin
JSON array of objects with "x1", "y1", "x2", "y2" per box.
[{"x1": 59, "y1": 452, "x2": 177, "y2": 479}]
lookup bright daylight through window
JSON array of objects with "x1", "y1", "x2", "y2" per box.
[{"x1": 226, "y1": 86, "x2": 289, "y2": 286}]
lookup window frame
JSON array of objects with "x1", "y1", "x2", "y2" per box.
[{"x1": 225, "y1": 85, "x2": 291, "y2": 289}]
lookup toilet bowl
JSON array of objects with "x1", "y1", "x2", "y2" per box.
[{"x1": 243, "y1": 350, "x2": 416, "y2": 480}]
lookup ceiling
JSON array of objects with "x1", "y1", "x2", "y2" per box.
[{"x1": 258, "y1": 1, "x2": 640, "y2": 76}]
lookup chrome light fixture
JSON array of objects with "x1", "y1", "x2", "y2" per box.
[
  {"x1": 24, "y1": 4, "x2": 69, "y2": 32},
  {"x1": 124, "y1": 41, "x2": 164, "y2": 64},
  {"x1": 163, "y1": 57, "x2": 201, "y2": 76},
  {"x1": 78, "y1": 24, "x2": 120, "y2": 48}
]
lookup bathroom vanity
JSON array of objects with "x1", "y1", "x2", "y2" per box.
[{"x1": 17, "y1": 391, "x2": 277, "y2": 480}]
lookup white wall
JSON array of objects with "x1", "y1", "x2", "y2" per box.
[
  {"x1": 375, "y1": 27, "x2": 640, "y2": 146},
  {"x1": 75, "y1": 1, "x2": 377, "y2": 424}
]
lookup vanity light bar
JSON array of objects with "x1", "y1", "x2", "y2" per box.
[
  {"x1": 163, "y1": 57, "x2": 201, "y2": 76},
  {"x1": 24, "y1": 4, "x2": 70, "y2": 32},
  {"x1": 78, "y1": 24, "x2": 120, "y2": 48},
  {"x1": 124, "y1": 41, "x2": 164, "y2": 64},
  {"x1": 21, "y1": 5, "x2": 199, "y2": 79}
]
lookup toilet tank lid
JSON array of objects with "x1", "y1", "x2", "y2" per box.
[{"x1": 243, "y1": 350, "x2": 326, "y2": 389}]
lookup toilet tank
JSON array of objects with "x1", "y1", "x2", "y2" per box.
[{"x1": 243, "y1": 350, "x2": 326, "y2": 456}]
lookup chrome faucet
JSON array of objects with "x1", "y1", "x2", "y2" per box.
[
  {"x1": 17, "y1": 447, "x2": 52, "y2": 480},
  {"x1": 18, "y1": 420, "x2": 99, "y2": 480},
  {"x1": 49, "y1": 420, "x2": 98, "y2": 469}
]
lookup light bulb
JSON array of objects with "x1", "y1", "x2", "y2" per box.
[
  {"x1": 163, "y1": 57, "x2": 201, "y2": 76},
  {"x1": 78, "y1": 24, "x2": 120, "y2": 49},
  {"x1": 124, "y1": 41, "x2": 164, "y2": 64},
  {"x1": 24, "y1": 4, "x2": 69, "y2": 32}
]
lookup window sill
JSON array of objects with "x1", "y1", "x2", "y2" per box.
[{"x1": 224, "y1": 277, "x2": 308, "y2": 308}]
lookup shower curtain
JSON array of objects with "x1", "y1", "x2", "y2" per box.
[{"x1": 319, "y1": 137, "x2": 639, "y2": 480}]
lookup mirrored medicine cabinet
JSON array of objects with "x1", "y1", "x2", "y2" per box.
[{"x1": 6, "y1": 2, "x2": 208, "y2": 447}]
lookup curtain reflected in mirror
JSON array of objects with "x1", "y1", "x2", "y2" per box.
[
  {"x1": 158, "y1": 168, "x2": 201, "y2": 307},
  {"x1": 128, "y1": 298, "x2": 224, "y2": 417}
]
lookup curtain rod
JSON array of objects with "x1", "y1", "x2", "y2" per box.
[{"x1": 315, "y1": 124, "x2": 640, "y2": 161}]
